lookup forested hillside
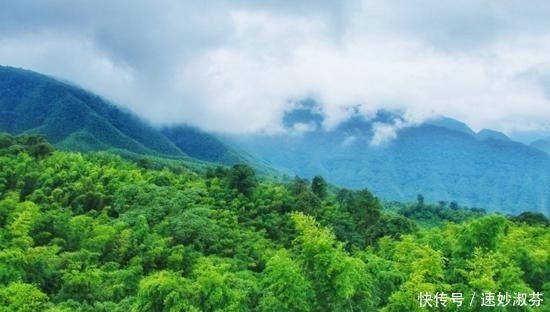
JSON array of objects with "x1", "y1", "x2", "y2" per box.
[
  {"x1": 0, "y1": 133, "x2": 548, "y2": 311},
  {"x1": 4, "y1": 66, "x2": 550, "y2": 215},
  {"x1": 0, "y1": 66, "x2": 245, "y2": 166},
  {"x1": 0, "y1": 67, "x2": 182, "y2": 157}
]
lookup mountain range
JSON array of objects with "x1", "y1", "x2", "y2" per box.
[
  {"x1": 1, "y1": 66, "x2": 549, "y2": 215},
  {"x1": 227, "y1": 104, "x2": 550, "y2": 215}
]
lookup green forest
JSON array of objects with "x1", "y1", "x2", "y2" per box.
[{"x1": 0, "y1": 133, "x2": 548, "y2": 311}]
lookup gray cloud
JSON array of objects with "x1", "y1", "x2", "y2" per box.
[{"x1": 1, "y1": 0, "x2": 550, "y2": 135}]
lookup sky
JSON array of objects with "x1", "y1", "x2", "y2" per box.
[{"x1": 1, "y1": 0, "x2": 550, "y2": 141}]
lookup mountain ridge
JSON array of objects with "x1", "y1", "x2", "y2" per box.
[
  {"x1": 2, "y1": 66, "x2": 549, "y2": 215},
  {"x1": 0, "y1": 66, "x2": 253, "y2": 169},
  {"x1": 226, "y1": 108, "x2": 550, "y2": 214},
  {"x1": 531, "y1": 137, "x2": 550, "y2": 155}
]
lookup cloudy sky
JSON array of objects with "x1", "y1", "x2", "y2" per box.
[{"x1": 1, "y1": 0, "x2": 550, "y2": 139}]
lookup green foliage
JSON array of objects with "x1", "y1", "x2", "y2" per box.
[
  {"x1": 292, "y1": 213, "x2": 375, "y2": 311},
  {"x1": 260, "y1": 249, "x2": 313, "y2": 312},
  {"x1": 389, "y1": 199, "x2": 487, "y2": 227},
  {"x1": 0, "y1": 138, "x2": 547, "y2": 311},
  {"x1": 228, "y1": 164, "x2": 257, "y2": 197},
  {"x1": 311, "y1": 176, "x2": 328, "y2": 200},
  {"x1": 455, "y1": 215, "x2": 508, "y2": 257},
  {"x1": 134, "y1": 271, "x2": 195, "y2": 312},
  {"x1": 0, "y1": 133, "x2": 54, "y2": 160},
  {"x1": 0, "y1": 282, "x2": 48, "y2": 312},
  {"x1": 510, "y1": 211, "x2": 550, "y2": 227}
]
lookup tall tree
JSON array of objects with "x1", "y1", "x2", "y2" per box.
[
  {"x1": 228, "y1": 164, "x2": 257, "y2": 197},
  {"x1": 291, "y1": 213, "x2": 374, "y2": 311},
  {"x1": 260, "y1": 249, "x2": 314, "y2": 312},
  {"x1": 311, "y1": 176, "x2": 328, "y2": 200}
]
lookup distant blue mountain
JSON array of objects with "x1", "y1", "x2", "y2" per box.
[
  {"x1": 227, "y1": 108, "x2": 550, "y2": 215},
  {"x1": 531, "y1": 137, "x2": 550, "y2": 155},
  {"x1": 425, "y1": 117, "x2": 476, "y2": 136},
  {"x1": 476, "y1": 129, "x2": 511, "y2": 142}
]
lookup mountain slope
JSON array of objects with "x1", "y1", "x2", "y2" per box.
[
  {"x1": 0, "y1": 66, "x2": 254, "y2": 168},
  {"x1": 531, "y1": 137, "x2": 550, "y2": 155},
  {"x1": 228, "y1": 112, "x2": 550, "y2": 215},
  {"x1": 0, "y1": 66, "x2": 185, "y2": 156},
  {"x1": 476, "y1": 129, "x2": 511, "y2": 142},
  {"x1": 160, "y1": 125, "x2": 244, "y2": 164},
  {"x1": 425, "y1": 117, "x2": 476, "y2": 136}
]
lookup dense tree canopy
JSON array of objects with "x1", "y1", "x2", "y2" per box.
[{"x1": 0, "y1": 133, "x2": 547, "y2": 311}]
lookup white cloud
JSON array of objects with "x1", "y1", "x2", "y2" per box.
[
  {"x1": 370, "y1": 117, "x2": 421, "y2": 146},
  {"x1": 183, "y1": 10, "x2": 550, "y2": 134},
  {"x1": 1, "y1": 0, "x2": 550, "y2": 135},
  {"x1": 0, "y1": 34, "x2": 137, "y2": 108},
  {"x1": 342, "y1": 135, "x2": 357, "y2": 146}
]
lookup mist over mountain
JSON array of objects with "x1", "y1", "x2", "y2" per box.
[
  {"x1": 1, "y1": 66, "x2": 549, "y2": 215},
  {"x1": 0, "y1": 66, "x2": 242, "y2": 166},
  {"x1": 1, "y1": 3, "x2": 550, "y2": 310},
  {"x1": 227, "y1": 106, "x2": 550, "y2": 215}
]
